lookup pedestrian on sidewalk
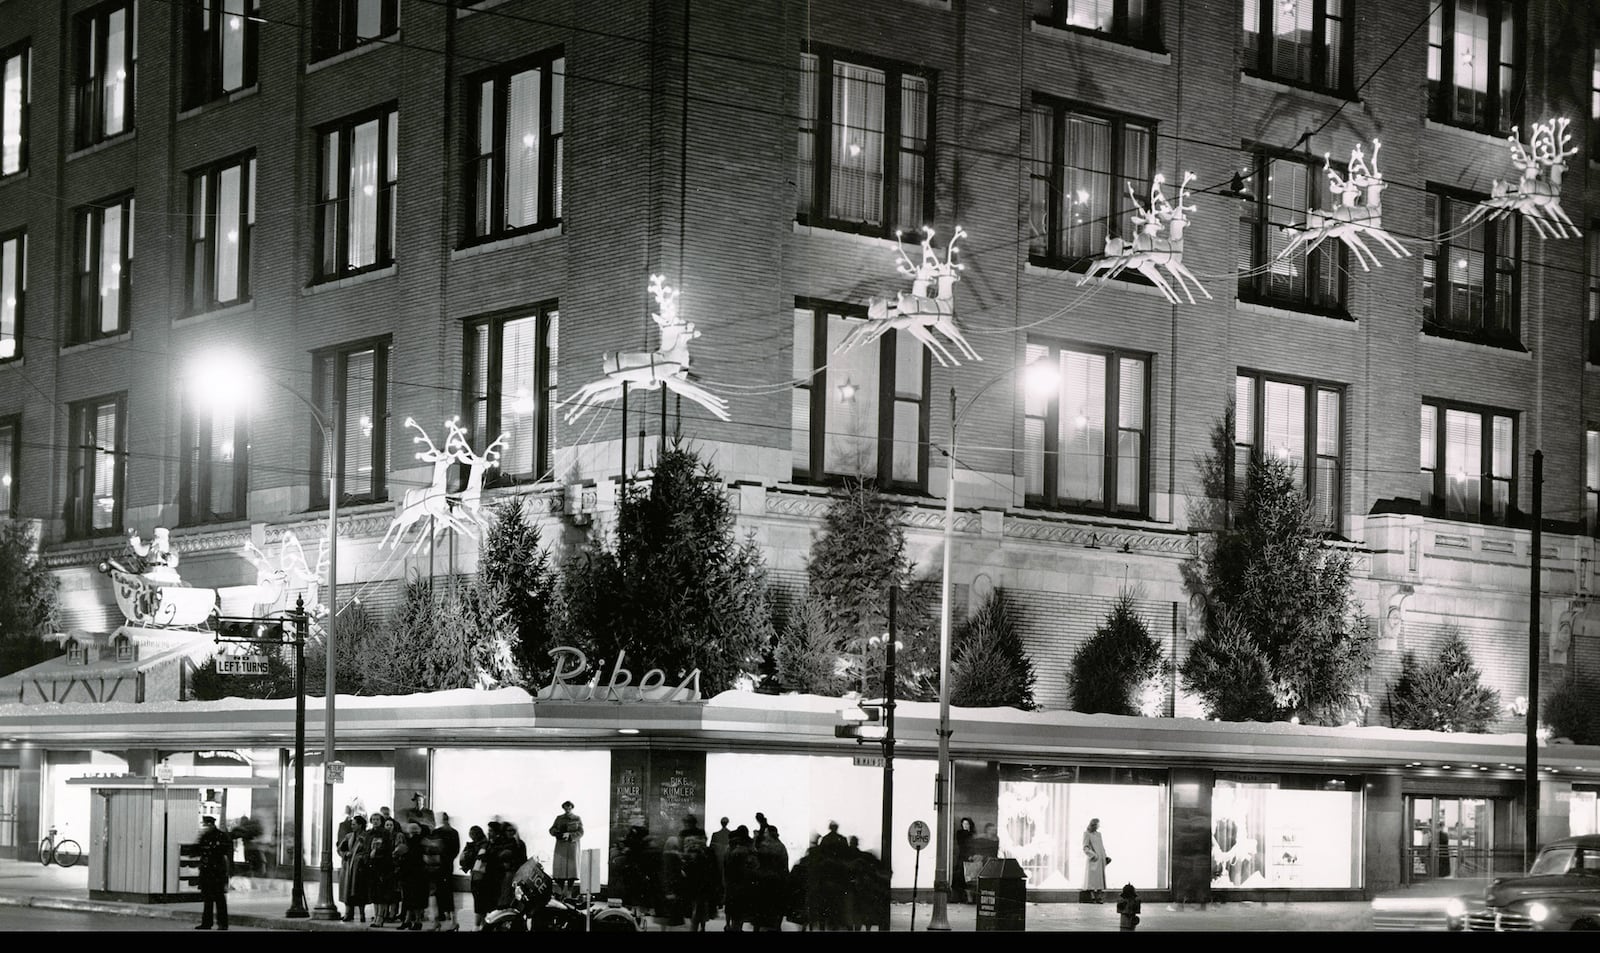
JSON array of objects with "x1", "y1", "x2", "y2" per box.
[
  {"x1": 195, "y1": 815, "x2": 232, "y2": 931},
  {"x1": 429, "y1": 812, "x2": 461, "y2": 930},
  {"x1": 1082, "y1": 818, "x2": 1108, "y2": 904},
  {"x1": 339, "y1": 813, "x2": 370, "y2": 922},
  {"x1": 1117, "y1": 883, "x2": 1142, "y2": 931},
  {"x1": 549, "y1": 801, "x2": 583, "y2": 899}
]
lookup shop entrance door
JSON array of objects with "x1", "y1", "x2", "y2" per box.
[{"x1": 1405, "y1": 796, "x2": 1495, "y2": 883}]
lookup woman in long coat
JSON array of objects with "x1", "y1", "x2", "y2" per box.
[
  {"x1": 396, "y1": 822, "x2": 431, "y2": 930},
  {"x1": 549, "y1": 801, "x2": 583, "y2": 896},
  {"x1": 339, "y1": 814, "x2": 370, "y2": 922},
  {"x1": 459, "y1": 825, "x2": 493, "y2": 930},
  {"x1": 1082, "y1": 817, "x2": 1108, "y2": 903},
  {"x1": 367, "y1": 815, "x2": 396, "y2": 927}
]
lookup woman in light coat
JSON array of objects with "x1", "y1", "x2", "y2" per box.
[{"x1": 1082, "y1": 818, "x2": 1108, "y2": 903}]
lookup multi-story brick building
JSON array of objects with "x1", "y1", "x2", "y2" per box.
[{"x1": 1, "y1": 0, "x2": 1599, "y2": 893}]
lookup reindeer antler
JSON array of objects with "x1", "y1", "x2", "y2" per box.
[
  {"x1": 1506, "y1": 126, "x2": 1535, "y2": 171},
  {"x1": 945, "y1": 225, "x2": 968, "y2": 272},
  {"x1": 1170, "y1": 172, "x2": 1198, "y2": 217},
  {"x1": 1531, "y1": 118, "x2": 1578, "y2": 167},
  {"x1": 648, "y1": 274, "x2": 680, "y2": 325},
  {"x1": 406, "y1": 417, "x2": 451, "y2": 462}
]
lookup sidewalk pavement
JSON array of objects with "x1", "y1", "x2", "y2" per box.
[{"x1": 0, "y1": 858, "x2": 1430, "y2": 932}]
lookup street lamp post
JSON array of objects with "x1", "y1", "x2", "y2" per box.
[
  {"x1": 928, "y1": 359, "x2": 1057, "y2": 933},
  {"x1": 190, "y1": 357, "x2": 340, "y2": 920}
]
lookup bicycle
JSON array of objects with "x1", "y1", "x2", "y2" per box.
[{"x1": 39, "y1": 826, "x2": 81, "y2": 869}]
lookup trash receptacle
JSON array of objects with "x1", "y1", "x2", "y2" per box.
[{"x1": 975, "y1": 857, "x2": 1027, "y2": 932}]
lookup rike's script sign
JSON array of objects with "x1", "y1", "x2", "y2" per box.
[{"x1": 535, "y1": 647, "x2": 702, "y2": 703}]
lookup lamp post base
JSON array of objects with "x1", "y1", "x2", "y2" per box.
[
  {"x1": 285, "y1": 888, "x2": 310, "y2": 919},
  {"x1": 927, "y1": 886, "x2": 951, "y2": 931}
]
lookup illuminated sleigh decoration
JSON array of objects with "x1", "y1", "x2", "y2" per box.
[
  {"x1": 97, "y1": 528, "x2": 219, "y2": 629},
  {"x1": 1078, "y1": 172, "x2": 1212, "y2": 304},
  {"x1": 1276, "y1": 141, "x2": 1410, "y2": 272},
  {"x1": 835, "y1": 226, "x2": 982, "y2": 367},
  {"x1": 563, "y1": 275, "x2": 731, "y2": 424},
  {"x1": 1458, "y1": 118, "x2": 1580, "y2": 240}
]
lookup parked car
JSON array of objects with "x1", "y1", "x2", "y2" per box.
[{"x1": 1445, "y1": 835, "x2": 1600, "y2": 931}]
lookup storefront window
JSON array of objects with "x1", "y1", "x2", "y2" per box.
[
  {"x1": 997, "y1": 766, "x2": 1170, "y2": 890},
  {"x1": 433, "y1": 749, "x2": 612, "y2": 885},
  {"x1": 1212, "y1": 774, "x2": 1362, "y2": 888},
  {"x1": 304, "y1": 755, "x2": 394, "y2": 868},
  {"x1": 705, "y1": 752, "x2": 938, "y2": 890},
  {"x1": 161, "y1": 748, "x2": 278, "y2": 869},
  {"x1": 1569, "y1": 787, "x2": 1599, "y2": 837},
  {"x1": 45, "y1": 750, "x2": 129, "y2": 841}
]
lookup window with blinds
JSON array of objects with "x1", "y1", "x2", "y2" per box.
[
  {"x1": 791, "y1": 302, "x2": 928, "y2": 488},
  {"x1": 1586, "y1": 430, "x2": 1599, "y2": 536},
  {"x1": 1024, "y1": 341, "x2": 1148, "y2": 514},
  {"x1": 73, "y1": 195, "x2": 134, "y2": 343},
  {"x1": 1423, "y1": 190, "x2": 1519, "y2": 346},
  {"x1": 316, "y1": 106, "x2": 397, "y2": 280},
  {"x1": 467, "y1": 52, "x2": 564, "y2": 244},
  {"x1": 0, "y1": 228, "x2": 21, "y2": 362},
  {"x1": 313, "y1": 342, "x2": 388, "y2": 506},
  {"x1": 180, "y1": 386, "x2": 247, "y2": 525},
  {"x1": 1589, "y1": 226, "x2": 1600, "y2": 365},
  {"x1": 75, "y1": 1, "x2": 137, "y2": 149},
  {"x1": 1237, "y1": 152, "x2": 1344, "y2": 313},
  {"x1": 1031, "y1": 0, "x2": 1163, "y2": 49},
  {"x1": 1420, "y1": 399, "x2": 1516, "y2": 525},
  {"x1": 0, "y1": 416, "x2": 16, "y2": 518},
  {"x1": 67, "y1": 394, "x2": 124, "y2": 539},
  {"x1": 1427, "y1": 0, "x2": 1521, "y2": 136},
  {"x1": 797, "y1": 50, "x2": 932, "y2": 238},
  {"x1": 1241, "y1": 0, "x2": 1351, "y2": 95},
  {"x1": 1234, "y1": 372, "x2": 1343, "y2": 532},
  {"x1": 1, "y1": 41, "x2": 28, "y2": 178},
  {"x1": 187, "y1": 154, "x2": 254, "y2": 314},
  {"x1": 464, "y1": 305, "x2": 558, "y2": 483},
  {"x1": 183, "y1": 0, "x2": 258, "y2": 108},
  {"x1": 1029, "y1": 99, "x2": 1154, "y2": 267}
]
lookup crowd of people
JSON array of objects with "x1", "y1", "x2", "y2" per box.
[
  {"x1": 222, "y1": 797, "x2": 896, "y2": 932},
  {"x1": 609, "y1": 812, "x2": 891, "y2": 932}
]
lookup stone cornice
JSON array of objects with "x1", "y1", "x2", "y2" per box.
[{"x1": 1005, "y1": 519, "x2": 1199, "y2": 556}]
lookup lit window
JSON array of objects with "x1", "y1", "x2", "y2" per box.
[
  {"x1": 314, "y1": 342, "x2": 389, "y2": 505},
  {"x1": 1024, "y1": 341, "x2": 1148, "y2": 515},
  {"x1": 67, "y1": 394, "x2": 125, "y2": 539},
  {"x1": 0, "y1": 416, "x2": 18, "y2": 518},
  {"x1": 1029, "y1": 100, "x2": 1152, "y2": 266},
  {"x1": 1, "y1": 42, "x2": 28, "y2": 176},
  {"x1": 184, "y1": 0, "x2": 258, "y2": 107},
  {"x1": 1234, "y1": 373, "x2": 1343, "y2": 532},
  {"x1": 797, "y1": 50, "x2": 932, "y2": 238},
  {"x1": 468, "y1": 53, "x2": 564, "y2": 242},
  {"x1": 1242, "y1": 0, "x2": 1351, "y2": 94},
  {"x1": 1237, "y1": 152, "x2": 1344, "y2": 313},
  {"x1": 792, "y1": 302, "x2": 927, "y2": 487},
  {"x1": 316, "y1": 106, "x2": 397, "y2": 279},
  {"x1": 312, "y1": 0, "x2": 398, "y2": 61},
  {"x1": 1427, "y1": 0, "x2": 1521, "y2": 135},
  {"x1": 1031, "y1": 0, "x2": 1163, "y2": 49},
  {"x1": 0, "y1": 229, "x2": 22, "y2": 361},
  {"x1": 1420, "y1": 400, "x2": 1516, "y2": 525},
  {"x1": 76, "y1": 1, "x2": 138, "y2": 148},
  {"x1": 1423, "y1": 190, "x2": 1519, "y2": 346},
  {"x1": 465, "y1": 306, "x2": 558, "y2": 482},
  {"x1": 74, "y1": 195, "x2": 135, "y2": 343},
  {"x1": 188, "y1": 155, "x2": 254, "y2": 313},
  {"x1": 181, "y1": 383, "x2": 248, "y2": 525},
  {"x1": 1586, "y1": 429, "x2": 1599, "y2": 536}
]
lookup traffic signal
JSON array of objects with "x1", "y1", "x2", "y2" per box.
[
  {"x1": 215, "y1": 617, "x2": 288, "y2": 642},
  {"x1": 834, "y1": 698, "x2": 889, "y2": 743}
]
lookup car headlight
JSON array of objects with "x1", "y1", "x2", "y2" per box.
[
  {"x1": 1445, "y1": 897, "x2": 1466, "y2": 919},
  {"x1": 1527, "y1": 902, "x2": 1549, "y2": 923}
]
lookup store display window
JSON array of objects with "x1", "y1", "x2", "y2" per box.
[
  {"x1": 1570, "y1": 786, "x2": 1599, "y2": 837},
  {"x1": 1211, "y1": 773, "x2": 1362, "y2": 889},
  {"x1": 996, "y1": 765, "x2": 1170, "y2": 889}
]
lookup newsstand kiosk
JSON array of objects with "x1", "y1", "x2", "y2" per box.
[{"x1": 69, "y1": 774, "x2": 271, "y2": 902}]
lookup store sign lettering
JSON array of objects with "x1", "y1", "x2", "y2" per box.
[{"x1": 544, "y1": 647, "x2": 701, "y2": 702}]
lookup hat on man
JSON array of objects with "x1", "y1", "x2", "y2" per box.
[{"x1": 562, "y1": 800, "x2": 574, "y2": 810}]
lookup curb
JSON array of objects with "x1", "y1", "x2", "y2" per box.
[{"x1": 0, "y1": 893, "x2": 365, "y2": 931}]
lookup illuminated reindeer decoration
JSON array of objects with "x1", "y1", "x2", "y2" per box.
[
  {"x1": 1078, "y1": 172, "x2": 1212, "y2": 305},
  {"x1": 379, "y1": 417, "x2": 494, "y2": 553},
  {"x1": 1458, "y1": 118, "x2": 1581, "y2": 240},
  {"x1": 231, "y1": 532, "x2": 330, "y2": 618},
  {"x1": 444, "y1": 418, "x2": 505, "y2": 535},
  {"x1": 1276, "y1": 140, "x2": 1410, "y2": 271},
  {"x1": 835, "y1": 226, "x2": 982, "y2": 367},
  {"x1": 563, "y1": 275, "x2": 731, "y2": 423}
]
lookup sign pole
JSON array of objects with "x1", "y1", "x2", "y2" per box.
[{"x1": 907, "y1": 820, "x2": 930, "y2": 932}]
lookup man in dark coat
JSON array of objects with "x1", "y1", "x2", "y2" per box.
[
  {"x1": 431, "y1": 812, "x2": 461, "y2": 929},
  {"x1": 195, "y1": 816, "x2": 232, "y2": 931}
]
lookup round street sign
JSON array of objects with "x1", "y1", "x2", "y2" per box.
[{"x1": 907, "y1": 820, "x2": 931, "y2": 851}]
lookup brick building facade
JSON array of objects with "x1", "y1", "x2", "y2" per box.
[{"x1": 0, "y1": 0, "x2": 1597, "y2": 725}]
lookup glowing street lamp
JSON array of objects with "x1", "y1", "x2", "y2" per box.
[
  {"x1": 927, "y1": 356, "x2": 1059, "y2": 932},
  {"x1": 190, "y1": 353, "x2": 342, "y2": 921}
]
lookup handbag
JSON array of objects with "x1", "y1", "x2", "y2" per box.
[{"x1": 1105, "y1": 856, "x2": 1113, "y2": 866}]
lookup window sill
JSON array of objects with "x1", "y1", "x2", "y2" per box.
[
  {"x1": 67, "y1": 131, "x2": 137, "y2": 163},
  {"x1": 61, "y1": 331, "x2": 132, "y2": 356},
  {"x1": 306, "y1": 34, "x2": 401, "y2": 75},
  {"x1": 1029, "y1": 21, "x2": 1170, "y2": 65},
  {"x1": 792, "y1": 221, "x2": 901, "y2": 253},
  {"x1": 1423, "y1": 118, "x2": 1513, "y2": 148},
  {"x1": 1010, "y1": 503, "x2": 1156, "y2": 530},
  {"x1": 1022, "y1": 260, "x2": 1174, "y2": 302},
  {"x1": 0, "y1": 169, "x2": 27, "y2": 188},
  {"x1": 177, "y1": 85, "x2": 261, "y2": 121},
  {"x1": 451, "y1": 224, "x2": 562, "y2": 261},
  {"x1": 455, "y1": 0, "x2": 515, "y2": 16},
  {"x1": 0, "y1": 356, "x2": 25, "y2": 372},
  {"x1": 901, "y1": 0, "x2": 951, "y2": 10},
  {"x1": 1236, "y1": 298, "x2": 1355, "y2": 325},
  {"x1": 1239, "y1": 72, "x2": 1357, "y2": 109},
  {"x1": 1418, "y1": 327, "x2": 1529, "y2": 357},
  {"x1": 303, "y1": 264, "x2": 397, "y2": 295},
  {"x1": 176, "y1": 300, "x2": 255, "y2": 326}
]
